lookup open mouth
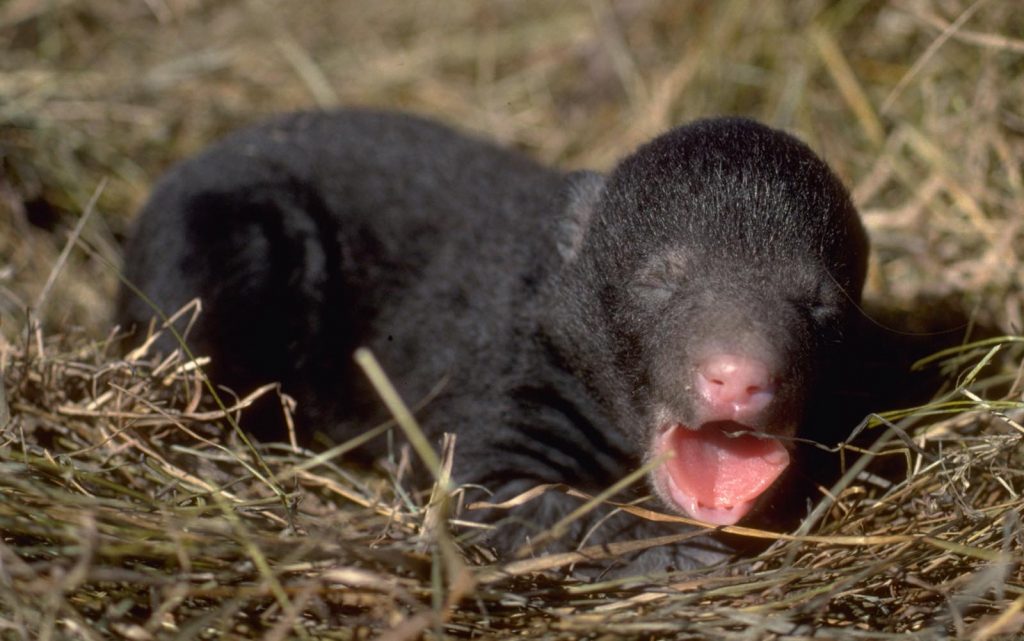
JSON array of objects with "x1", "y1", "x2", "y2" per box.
[{"x1": 655, "y1": 422, "x2": 790, "y2": 525}]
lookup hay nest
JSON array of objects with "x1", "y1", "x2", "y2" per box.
[
  {"x1": 2, "y1": 317, "x2": 1023, "y2": 639},
  {"x1": 3, "y1": 0, "x2": 1024, "y2": 638}
]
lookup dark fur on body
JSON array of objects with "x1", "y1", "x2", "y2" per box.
[{"x1": 119, "y1": 110, "x2": 868, "y2": 573}]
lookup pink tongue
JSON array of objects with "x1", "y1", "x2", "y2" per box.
[{"x1": 667, "y1": 425, "x2": 790, "y2": 510}]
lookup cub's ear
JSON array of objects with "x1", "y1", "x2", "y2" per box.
[{"x1": 557, "y1": 170, "x2": 605, "y2": 262}]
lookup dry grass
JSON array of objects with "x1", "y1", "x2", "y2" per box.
[{"x1": 1, "y1": 0, "x2": 1023, "y2": 639}]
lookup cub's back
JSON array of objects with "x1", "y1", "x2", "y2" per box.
[{"x1": 118, "y1": 110, "x2": 566, "y2": 438}]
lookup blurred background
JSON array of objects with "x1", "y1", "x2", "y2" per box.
[{"x1": 1, "y1": 0, "x2": 1022, "y2": 342}]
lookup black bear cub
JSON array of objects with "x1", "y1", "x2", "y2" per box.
[{"x1": 119, "y1": 110, "x2": 868, "y2": 572}]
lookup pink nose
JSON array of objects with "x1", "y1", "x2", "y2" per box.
[{"x1": 695, "y1": 354, "x2": 776, "y2": 421}]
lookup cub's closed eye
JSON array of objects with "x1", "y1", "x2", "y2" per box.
[
  {"x1": 807, "y1": 301, "x2": 842, "y2": 326},
  {"x1": 632, "y1": 253, "x2": 689, "y2": 303},
  {"x1": 631, "y1": 278, "x2": 677, "y2": 304}
]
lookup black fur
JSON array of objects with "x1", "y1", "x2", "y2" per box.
[{"x1": 119, "y1": 110, "x2": 869, "y2": 573}]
